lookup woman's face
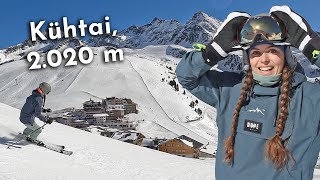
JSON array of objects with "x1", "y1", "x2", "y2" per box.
[{"x1": 249, "y1": 44, "x2": 285, "y2": 76}]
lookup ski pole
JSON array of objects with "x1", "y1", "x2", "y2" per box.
[{"x1": 7, "y1": 123, "x2": 48, "y2": 149}]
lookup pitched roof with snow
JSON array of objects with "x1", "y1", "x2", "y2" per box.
[{"x1": 176, "y1": 135, "x2": 203, "y2": 149}]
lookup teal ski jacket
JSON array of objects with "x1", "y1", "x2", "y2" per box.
[
  {"x1": 176, "y1": 50, "x2": 320, "y2": 180},
  {"x1": 20, "y1": 89, "x2": 47, "y2": 125}
]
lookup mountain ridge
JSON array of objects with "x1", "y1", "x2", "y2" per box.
[{"x1": 0, "y1": 11, "x2": 221, "y2": 62}]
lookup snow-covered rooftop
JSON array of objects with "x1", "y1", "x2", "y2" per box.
[{"x1": 93, "y1": 113, "x2": 109, "y2": 117}]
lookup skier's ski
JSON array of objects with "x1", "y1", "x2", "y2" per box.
[
  {"x1": 43, "y1": 143, "x2": 73, "y2": 156},
  {"x1": 18, "y1": 133, "x2": 65, "y2": 150},
  {"x1": 42, "y1": 141, "x2": 65, "y2": 150},
  {"x1": 5, "y1": 143, "x2": 22, "y2": 149},
  {"x1": 29, "y1": 140, "x2": 73, "y2": 156},
  {"x1": 10, "y1": 133, "x2": 72, "y2": 155}
]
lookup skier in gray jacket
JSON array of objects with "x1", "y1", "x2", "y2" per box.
[
  {"x1": 20, "y1": 82, "x2": 53, "y2": 141},
  {"x1": 176, "y1": 6, "x2": 320, "y2": 180}
]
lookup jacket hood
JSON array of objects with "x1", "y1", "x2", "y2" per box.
[
  {"x1": 32, "y1": 89, "x2": 44, "y2": 98},
  {"x1": 291, "y1": 63, "x2": 307, "y2": 88}
]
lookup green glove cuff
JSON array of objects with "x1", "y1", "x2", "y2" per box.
[
  {"x1": 312, "y1": 50, "x2": 320, "y2": 59},
  {"x1": 192, "y1": 43, "x2": 206, "y2": 51}
]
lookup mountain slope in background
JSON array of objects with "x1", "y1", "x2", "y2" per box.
[{"x1": 0, "y1": 45, "x2": 218, "y2": 147}]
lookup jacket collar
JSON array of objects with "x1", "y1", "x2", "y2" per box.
[
  {"x1": 249, "y1": 64, "x2": 306, "y2": 96},
  {"x1": 32, "y1": 89, "x2": 44, "y2": 98}
]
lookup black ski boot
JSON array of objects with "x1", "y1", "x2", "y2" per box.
[
  {"x1": 26, "y1": 137, "x2": 34, "y2": 142},
  {"x1": 36, "y1": 141, "x2": 44, "y2": 146}
]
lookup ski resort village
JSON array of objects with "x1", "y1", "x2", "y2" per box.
[
  {"x1": 51, "y1": 97, "x2": 214, "y2": 158},
  {"x1": 0, "y1": 11, "x2": 320, "y2": 179}
]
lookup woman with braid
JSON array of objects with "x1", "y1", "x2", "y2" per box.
[{"x1": 176, "y1": 6, "x2": 320, "y2": 180}]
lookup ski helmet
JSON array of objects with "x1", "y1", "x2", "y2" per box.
[{"x1": 39, "y1": 82, "x2": 51, "y2": 95}]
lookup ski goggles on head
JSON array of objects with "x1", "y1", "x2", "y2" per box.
[{"x1": 237, "y1": 16, "x2": 287, "y2": 46}]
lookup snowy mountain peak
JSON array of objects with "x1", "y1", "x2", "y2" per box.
[
  {"x1": 87, "y1": 12, "x2": 222, "y2": 48},
  {"x1": 187, "y1": 11, "x2": 221, "y2": 30},
  {"x1": 150, "y1": 17, "x2": 180, "y2": 26},
  {"x1": 150, "y1": 17, "x2": 162, "y2": 24},
  {"x1": 191, "y1": 11, "x2": 211, "y2": 22},
  {"x1": 2, "y1": 29, "x2": 85, "y2": 61}
]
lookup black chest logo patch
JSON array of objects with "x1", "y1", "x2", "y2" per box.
[{"x1": 244, "y1": 119, "x2": 263, "y2": 134}]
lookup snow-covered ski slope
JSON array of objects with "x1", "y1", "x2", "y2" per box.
[
  {"x1": 0, "y1": 103, "x2": 215, "y2": 180},
  {"x1": 0, "y1": 45, "x2": 218, "y2": 147}
]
